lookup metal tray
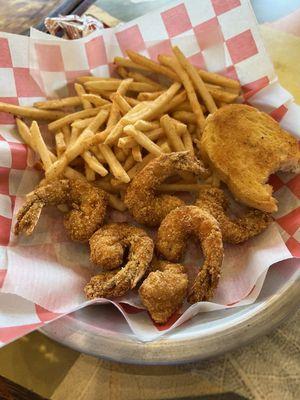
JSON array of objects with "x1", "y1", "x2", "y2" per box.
[{"x1": 41, "y1": 263, "x2": 300, "y2": 364}]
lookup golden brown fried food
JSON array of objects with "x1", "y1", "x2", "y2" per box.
[
  {"x1": 196, "y1": 186, "x2": 272, "y2": 244},
  {"x1": 200, "y1": 104, "x2": 300, "y2": 212},
  {"x1": 14, "y1": 179, "x2": 108, "y2": 242},
  {"x1": 139, "y1": 260, "x2": 188, "y2": 324},
  {"x1": 85, "y1": 223, "x2": 154, "y2": 299},
  {"x1": 156, "y1": 205, "x2": 223, "y2": 303},
  {"x1": 124, "y1": 151, "x2": 209, "y2": 226}
]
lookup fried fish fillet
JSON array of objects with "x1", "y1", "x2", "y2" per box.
[{"x1": 200, "y1": 104, "x2": 300, "y2": 212}]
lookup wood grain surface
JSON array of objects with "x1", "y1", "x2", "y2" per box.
[
  {"x1": 0, "y1": 0, "x2": 62, "y2": 33},
  {"x1": 0, "y1": 376, "x2": 48, "y2": 400}
]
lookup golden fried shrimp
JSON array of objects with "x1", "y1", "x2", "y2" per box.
[
  {"x1": 139, "y1": 260, "x2": 188, "y2": 324},
  {"x1": 14, "y1": 179, "x2": 108, "y2": 242},
  {"x1": 196, "y1": 186, "x2": 272, "y2": 244},
  {"x1": 156, "y1": 206, "x2": 223, "y2": 304},
  {"x1": 124, "y1": 151, "x2": 209, "y2": 226},
  {"x1": 85, "y1": 223, "x2": 154, "y2": 299}
]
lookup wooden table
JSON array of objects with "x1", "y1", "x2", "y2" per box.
[{"x1": 0, "y1": 0, "x2": 95, "y2": 34}]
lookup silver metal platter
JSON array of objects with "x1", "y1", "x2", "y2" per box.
[{"x1": 41, "y1": 263, "x2": 300, "y2": 364}]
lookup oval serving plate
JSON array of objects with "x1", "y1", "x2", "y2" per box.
[{"x1": 41, "y1": 261, "x2": 299, "y2": 364}]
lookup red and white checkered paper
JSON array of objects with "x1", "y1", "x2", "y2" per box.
[{"x1": 0, "y1": 0, "x2": 300, "y2": 346}]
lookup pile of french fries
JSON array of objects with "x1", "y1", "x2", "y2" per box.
[{"x1": 1, "y1": 46, "x2": 241, "y2": 212}]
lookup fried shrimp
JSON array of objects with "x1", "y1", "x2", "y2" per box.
[
  {"x1": 139, "y1": 260, "x2": 188, "y2": 324},
  {"x1": 156, "y1": 205, "x2": 223, "y2": 303},
  {"x1": 85, "y1": 223, "x2": 154, "y2": 299},
  {"x1": 196, "y1": 186, "x2": 272, "y2": 244},
  {"x1": 124, "y1": 151, "x2": 210, "y2": 226},
  {"x1": 14, "y1": 179, "x2": 108, "y2": 242}
]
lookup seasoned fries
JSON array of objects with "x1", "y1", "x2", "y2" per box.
[
  {"x1": 3, "y1": 45, "x2": 241, "y2": 211},
  {"x1": 34, "y1": 97, "x2": 82, "y2": 110},
  {"x1": 173, "y1": 46, "x2": 217, "y2": 114},
  {"x1": 124, "y1": 125, "x2": 163, "y2": 156},
  {"x1": 163, "y1": 53, "x2": 205, "y2": 131}
]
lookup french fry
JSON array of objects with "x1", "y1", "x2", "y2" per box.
[
  {"x1": 118, "y1": 127, "x2": 164, "y2": 149},
  {"x1": 127, "y1": 153, "x2": 155, "y2": 179},
  {"x1": 61, "y1": 125, "x2": 71, "y2": 146},
  {"x1": 107, "y1": 106, "x2": 121, "y2": 129},
  {"x1": 172, "y1": 100, "x2": 192, "y2": 112},
  {"x1": 158, "y1": 183, "x2": 205, "y2": 192},
  {"x1": 122, "y1": 82, "x2": 181, "y2": 125},
  {"x1": 84, "y1": 80, "x2": 159, "y2": 93},
  {"x1": 127, "y1": 71, "x2": 164, "y2": 91},
  {"x1": 182, "y1": 128, "x2": 194, "y2": 155},
  {"x1": 112, "y1": 93, "x2": 131, "y2": 115},
  {"x1": 69, "y1": 126, "x2": 81, "y2": 147},
  {"x1": 103, "y1": 102, "x2": 150, "y2": 147},
  {"x1": 34, "y1": 96, "x2": 82, "y2": 109},
  {"x1": 108, "y1": 193, "x2": 127, "y2": 212},
  {"x1": 46, "y1": 109, "x2": 109, "y2": 179},
  {"x1": 126, "y1": 50, "x2": 178, "y2": 81},
  {"x1": 91, "y1": 145, "x2": 106, "y2": 164},
  {"x1": 124, "y1": 125, "x2": 163, "y2": 156},
  {"x1": 95, "y1": 90, "x2": 115, "y2": 100},
  {"x1": 157, "y1": 138, "x2": 171, "y2": 153},
  {"x1": 159, "y1": 91, "x2": 187, "y2": 114},
  {"x1": 137, "y1": 91, "x2": 164, "y2": 101},
  {"x1": 77, "y1": 76, "x2": 121, "y2": 83},
  {"x1": 113, "y1": 145, "x2": 127, "y2": 162},
  {"x1": 159, "y1": 54, "x2": 240, "y2": 90},
  {"x1": 173, "y1": 46, "x2": 217, "y2": 114},
  {"x1": 16, "y1": 119, "x2": 85, "y2": 181},
  {"x1": 117, "y1": 66, "x2": 128, "y2": 78},
  {"x1": 82, "y1": 150, "x2": 108, "y2": 177},
  {"x1": 16, "y1": 118, "x2": 34, "y2": 148},
  {"x1": 0, "y1": 102, "x2": 65, "y2": 120},
  {"x1": 48, "y1": 107, "x2": 102, "y2": 131},
  {"x1": 30, "y1": 121, "x2": 53, "y2": 171},
  {"x1": 207, "y1": 88, "x2": 238, "y2": 103},
  {"x1": 134, "y1": 120, "x2": 160, "y2": 131},
  {"x1": 99, "y1": 144, "x2": 130, "y2": 183},
  {"x1": 124, "y1": 96, "x2": 140, "y2": 107},
  {"x1": 132, "y1": 145, "x2": 143, "y2": 162},
  {"x1": 188, "y1": 124, "x2": 196, "y2": 134},
  {"x1": 123, "y1": 154, "x2": 136, "y2": 171},
  {"x1": 107, "y1": 78, "x2": 133, "y2": 128},
  {"x1": 55, "y1": 131, "x2": 66, "y2": 157},
  {"x1": 169, "y1": 118, "x2": 187, "y2": 136},
  {"x1": 163, "y1": 55, "x2": 205, "y2": 130},
  {"x1": 74, "y1": 83, "x2": 92, "y2": 109},
  {"x1": 94, "y1": 179, "x2": 120, "y2": 193},
  {"x1": 81, "y1": 93, "x2": 110, "y2": 107},
  {"x1": 160, "y1": 115, "x2": 185, "y2": 152},
  {"x1": 71, "y1": 117, "x2": 94, "y2": 129},
  {"x1": 198, "y1": 70, "x2": 241, "y2": 91},
  {"x1": 85, "y1": 164, "x2": 96, "y2": 181},
  {"x1": 114, "y1": 56, "x2": 151, "y2": 72},
  {"x1": 172, "y1": 111, "x2": 197, "y2": 124}
]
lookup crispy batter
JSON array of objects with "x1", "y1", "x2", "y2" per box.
[
  {"x1": 156, "y1": 205, "x2": 223, "y2": 303},
  {"x1": 200, "y1": 104, "x2": 300, "y2": 212},
  {"x1": 85, "y1": 223, "x2": 154, "y2": 299},
  {"x1": 124, "y1": 151, "x2": 209, "y2": 226},
  {"x1": 139, "y1": 260, "x2": 188, "y2": 324},
  {"x1": 14, "y1": 179, "x2": 108, "y2": 242},
  {"x1": 196, "y1": 186, "x2": 272, "y2": 244}
]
